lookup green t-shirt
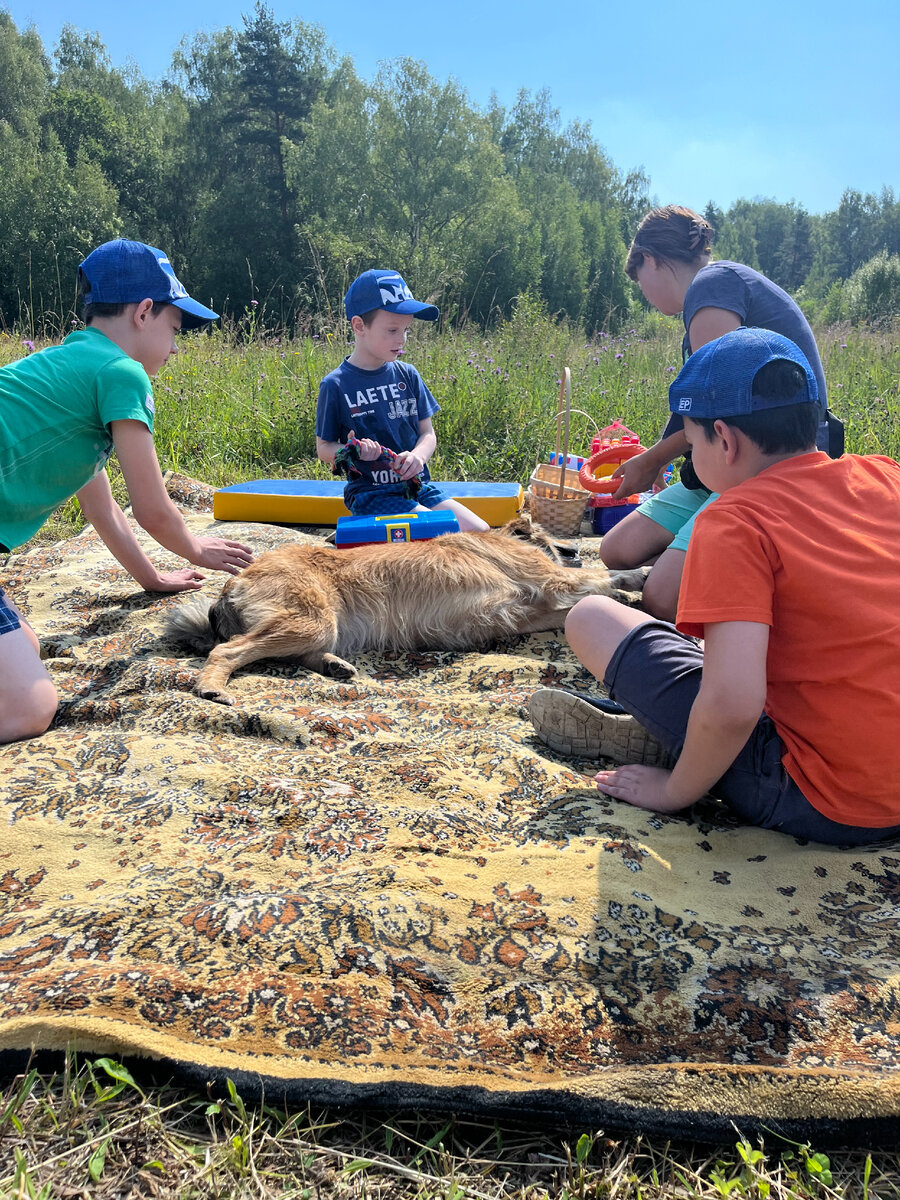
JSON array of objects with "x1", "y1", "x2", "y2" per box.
[{"x1": 0, "y1": 327, "x2": 155, "y2": 548}]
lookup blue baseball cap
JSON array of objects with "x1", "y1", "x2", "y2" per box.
[
  {"x1": 78, "y1": 239, "x2": 219, "y2": 330},
  {"x1": 344, "y1": 269, "x2": 439, "y2": 321},
  {"x1": 669, "y1": 328, "x2": 819, "y2": 420}
]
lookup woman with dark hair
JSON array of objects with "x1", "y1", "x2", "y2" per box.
[{"x1": 599, "y1": 204, "x2": 835, "y2": 622}]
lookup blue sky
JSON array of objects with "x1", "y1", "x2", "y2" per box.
[{"x1": 6, "y1": 0, "x2": 898, "y2": 216}]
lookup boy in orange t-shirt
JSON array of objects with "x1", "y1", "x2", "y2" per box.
[{"x1": 529, "y1": 327, "x2": 900, "y2": 845}]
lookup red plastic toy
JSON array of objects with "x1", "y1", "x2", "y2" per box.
[{"x1": 578, "y1": 441, "x2": 645, "y2": 493}]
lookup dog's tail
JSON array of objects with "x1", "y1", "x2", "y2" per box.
[{"x1": 164, "y1": 596, "x2": 220, "y2": 654}]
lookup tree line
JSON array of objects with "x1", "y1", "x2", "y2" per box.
[{"x1": 2, "y1": 3, "x2": 899, "y2": 335}]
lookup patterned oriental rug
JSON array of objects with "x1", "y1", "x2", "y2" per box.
[{"x1": 2, "y1": 476, "x2": 900, "y2": 1145}]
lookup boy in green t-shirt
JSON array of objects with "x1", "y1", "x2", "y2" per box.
[{"x1": 0, "y1": 239, "x2": 253, "y2": 744}]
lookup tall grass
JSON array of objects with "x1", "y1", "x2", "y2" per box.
[{"x1": 1, "y1": 312, "x2": 898, "y2": 545}]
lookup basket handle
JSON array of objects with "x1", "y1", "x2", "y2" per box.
[{"x1": 556, "y1": 369, "x2": 571, "y2": 498}]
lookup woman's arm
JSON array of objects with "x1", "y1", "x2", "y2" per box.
[
  {"x1": 609, "y1": 307, "x2": 743, "y2": 500},
  {"x1": 687, "y1": 306, "x2": 741, "y2": 351},
  {"x1": 609, "y1": 429, "x2": 690, "y2": 498}
]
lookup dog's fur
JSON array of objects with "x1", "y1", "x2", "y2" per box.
[{"x1": 166, "y1": 514, "x2": 645, "y2": 705}]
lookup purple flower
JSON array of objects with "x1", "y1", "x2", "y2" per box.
[
  {"x1": 22, "y1": 339, "x2": 35, "y2": 353},
  {"x1": 615, "y1": 353, "x2": 624, "y2": 360},
  {"x1": 250, "y1": 300, "x2": 259, "y2": 307}
]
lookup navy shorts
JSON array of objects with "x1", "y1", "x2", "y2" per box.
[
  {"x1": 347, "y1": 483, "x2": 449, "y2": 517},
  {"x1": 603, "y1": 620, "x2": 900, "y2": 846},
  {"x1": 0, "y1": 588, "x2": 21, "y2": 636}
]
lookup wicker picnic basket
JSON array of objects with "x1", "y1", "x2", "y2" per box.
[{"x1": 526, "y1": 368, "x2": 594, "y2": 538}]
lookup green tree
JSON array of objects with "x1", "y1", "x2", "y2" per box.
[
  {"x1": 232, "y1": 2, "x2": 330, "y2": 229},
  {"x1": 775, "y1": 204, "x2": 814, "y2": 292},
  {"x1": 43, "y1": 27, "x2": 167, "y2": 237},
  {"x1": 0, "y1": 12, "x2": 50, "y2": 139},
  {"x1": 0, "y1": 126, "x2": 120, "y2": 330},
  {"x1": 844, "y1": 251, "x2": 900, "y2": 325},
  {"x1": 811, "y1": 188, "x2": 882, "y2": 288},
  {"x1": 168, "y1": 8, "x2": 333, "y2": 318},
  {"x1": 496, "y1": 89, "x2": 631, "y2": 328}
]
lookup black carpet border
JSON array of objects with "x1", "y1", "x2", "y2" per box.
[{"x1": 1, "y1": 1048, "x2": 898, "y2": 1149}]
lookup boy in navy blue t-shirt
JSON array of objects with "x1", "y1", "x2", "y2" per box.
[{"x1": 315, "y1": 270, "x2": 488, "y2": 530}]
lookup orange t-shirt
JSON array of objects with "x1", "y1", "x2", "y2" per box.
[{"x1": 677, "y1": 451, "x2": 900, "y2": 828}]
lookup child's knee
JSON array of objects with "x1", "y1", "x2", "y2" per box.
[
  {"x1": 0, "y1": 683, "x2": 58, "y2": 743},
  {"x1": 458, "y1": 510, "x2": 489, "y2": 532},
  {"x1": 438, "y1": 501, "x2": 487, "y2": 532},
  {"x1": 565, "y1": 595, "x2": 617, "y2": 653},
  {"x1": 597, "y1": 524, "x2": 632, "y2": 569}
]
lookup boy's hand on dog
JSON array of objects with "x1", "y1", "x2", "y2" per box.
[{"x1": 193, "y1": 537, "x2": 255, "y2": 576}]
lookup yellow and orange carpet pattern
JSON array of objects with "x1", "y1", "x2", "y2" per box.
[{"x1": 2, "y1": 477, "x2": 899, "y2": 1141}]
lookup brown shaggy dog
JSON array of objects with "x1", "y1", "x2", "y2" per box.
[{"x1": 166, "y1": 515, "x2": 645, "y2": 705}]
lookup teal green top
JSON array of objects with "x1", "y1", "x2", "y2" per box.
[{"x1": 0, "y1": 327, "x2": 155, "y2": 549}]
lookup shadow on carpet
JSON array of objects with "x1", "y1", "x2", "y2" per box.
[{"x1": 2, "y1": 475, "x2": 900, "y2": 1145}]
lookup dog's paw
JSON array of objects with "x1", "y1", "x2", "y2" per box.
[
  {"x1": 321, "y1": 654, "x2": 357, "y2": 680},
  {"x1": 609, "y1": 567, "x2": 648, "y2": 592},
  {"x1": 196, "y1": 685, "x2": 236, "y2": 706}
]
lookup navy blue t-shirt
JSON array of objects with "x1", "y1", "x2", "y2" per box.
[
  {"x1": 665, "y1": 261, "x2": 828, "y2": 439},
  {"x1": 316, "y1": 358, "x2": 440, "y2": 504}
]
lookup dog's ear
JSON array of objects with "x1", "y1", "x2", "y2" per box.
[
  {"x1": 500, "y1": 513, "x2": 536, "y2": 540},
  {"x1": 500, "y1": 512, "x2": 573, "y2": 564}
]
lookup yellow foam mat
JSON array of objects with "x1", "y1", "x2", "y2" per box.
[{"x1": 213, "y1": 480, "x2": 523, "y2": 527}]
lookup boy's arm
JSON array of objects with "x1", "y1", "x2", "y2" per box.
[
  {"x1": 76, "y1": 471, "x2": 206, "y2": 593},
  {"x1": 108, "y1": 420, "x2": 254, "y2": 577},
  {"x1": 316, "y1": 436, "x2": 342, "y2": 467},
  {"x1": 316, "y1": 378, "x2": 384, "y2": 465},
  {"x1": 595, "y1": 621, "x2": 769, "y2": 812},
  {"x1": 663, "y1": 620, "x2": 769, "y2": 805},
  {"x1": 316, "y1": 433, "x2": 382, "y2": 466},
  {"x1": 394, "y1": 417, "x2": 437, "y2": 482}
]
